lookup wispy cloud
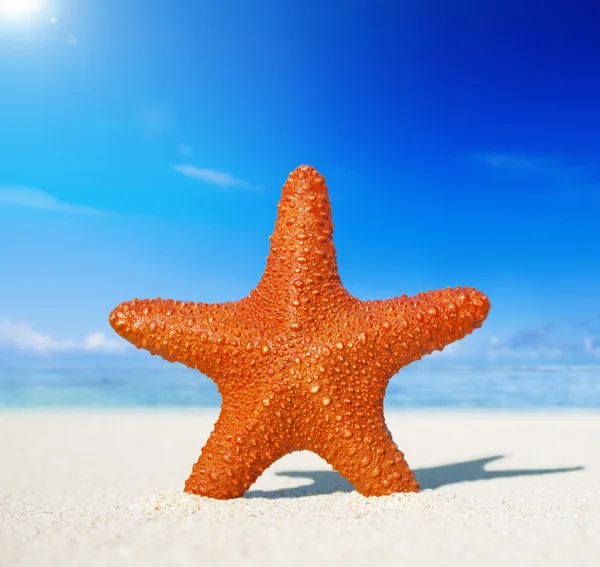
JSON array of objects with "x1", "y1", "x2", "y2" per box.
[
  {"x1": 0, "y1": 187, "x2": 103, "y2": 215},
  {"x1": 570, "y1": 314, "x2": 600, "y2": 336},
  {"x1": 488, "y1": 325, "x2": 567, "y2": 360},
  {"x1": 472, "y1": 152, "x2": 590, "y2": 179},
  {"x1": 82, "y1": 332, "x2": 127, "y2": 353},
  {"x1": 174, "y1": 165, "x2": 264, "y2": 192},
  {"x1": 475, "y1": 153, "x2": 542, "y2": 171},
  {"x1": 429, "y1": 342, "x2": 461, "y2": 358},
  {"x1": 584, "y1": 338, "x2": 600, "y2": 359},
  {"x1": 471, "y1": 152, "x2": 600, "y2": 205},
  {"x1": 487, "y1": 324, "x2": 599, "y2": 362},
  {"x1": 0, "y1": 318, "x2": 125, "y2": 355},
  {"x1": 579, "y1": 316, "x2": 600, "y2": 359},
  {"x1": 0, "y1": 319, "x2": 76, "y2": 354}
]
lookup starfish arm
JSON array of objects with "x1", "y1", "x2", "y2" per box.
[
  {"x1": 254, "y1": 166, "x2": 345, "y2": 313},
  {"x1": 109, "y1": 297, "x2": 241, "y2": 378},
  {"x1": 370, "y1": 286, "x2": 491, "y2": 374},
  {"x1": 184, "y1": 404, "x2": 291, "y2": 499},
  {"x1": 308, "y1": 413, "x2": 419, "y2": 496}
]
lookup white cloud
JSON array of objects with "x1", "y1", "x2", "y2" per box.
[
  {"x1": 487, "y1": 326, "x2": 579, "y2": 361},
  {"x1": 472, "y1": 153, "x2": 600, "y2": 207},
  {"x1": 174, "y1": 165, "x2": 264, "y2": 191},
  {"x1": 430, "y1": 342, "x2": 460, "y2": 357},
  {"x1": 488, "y1": 345, "x2": 566, "y2": 361},
  {"x1": 0, "y1": 318, "x2": 76, "y2": 354},
  {"x1": 83, "y1": 332, "x2": 126, "y2": 352},
  {"x1": 476, "y1": 153, "x2": 540, "y2": 170},
  {"x1": 0, "y1": 318, "x2": 125, "y2": 355},
  {"x1": 487, "y1": 324, "x2": 600, "y2": 362},
  {"x1": 584, "y1": 337, "x2": 600, "y2": 358},
  {"x1": 0, "y1": 187, "x2": 102, "y2": 215},
  {"x1": 473, "y1": 152, "x2": 593, "y2": 184}
]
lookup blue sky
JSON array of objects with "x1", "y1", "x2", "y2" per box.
[{"x1": 0, "y1": 0, "x2": 599, "y2": 365}]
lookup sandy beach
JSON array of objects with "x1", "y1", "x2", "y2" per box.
[{"x1": 1, "y1": 410, "x2": 598, "y2": 566}]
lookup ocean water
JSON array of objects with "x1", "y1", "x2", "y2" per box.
[{"x1": 1, "y1": 364, "x2": 599, "y2": 409}]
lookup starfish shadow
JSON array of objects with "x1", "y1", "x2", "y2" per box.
[
  {"x1": 244, "y1": 455, "x2": 584, "y2": 499},
  {"x1": 413, "y1": 455, "x2": 583, "y2": 490}
]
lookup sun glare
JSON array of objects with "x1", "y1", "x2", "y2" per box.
[{"x1": 0, "y1": 0, "x2": 42, "y2": 20}]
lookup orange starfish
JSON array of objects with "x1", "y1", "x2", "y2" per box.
[{"x1": 109, "y1": 165, "x2": 490, "y2": 499}]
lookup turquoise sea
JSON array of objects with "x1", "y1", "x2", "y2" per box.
[{"x1": 1, "y1": 364, "x2": 599, "y2": 409}]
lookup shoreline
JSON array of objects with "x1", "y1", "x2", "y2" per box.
[{"x1": 2, "y1": 405, "x2": 600, "y2": 414}]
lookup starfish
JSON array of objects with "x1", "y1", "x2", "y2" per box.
[{"x1": 109, "y1": 165, "x2": 491, "y2": 499}]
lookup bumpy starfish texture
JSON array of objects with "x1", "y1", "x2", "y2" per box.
[{"x1": 110, "y1": 165, "x2": 490, "y2": 499}]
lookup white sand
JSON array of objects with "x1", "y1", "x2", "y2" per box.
[{"x1": 1, "y1": 410, "x2": 599, "y2": 567}]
